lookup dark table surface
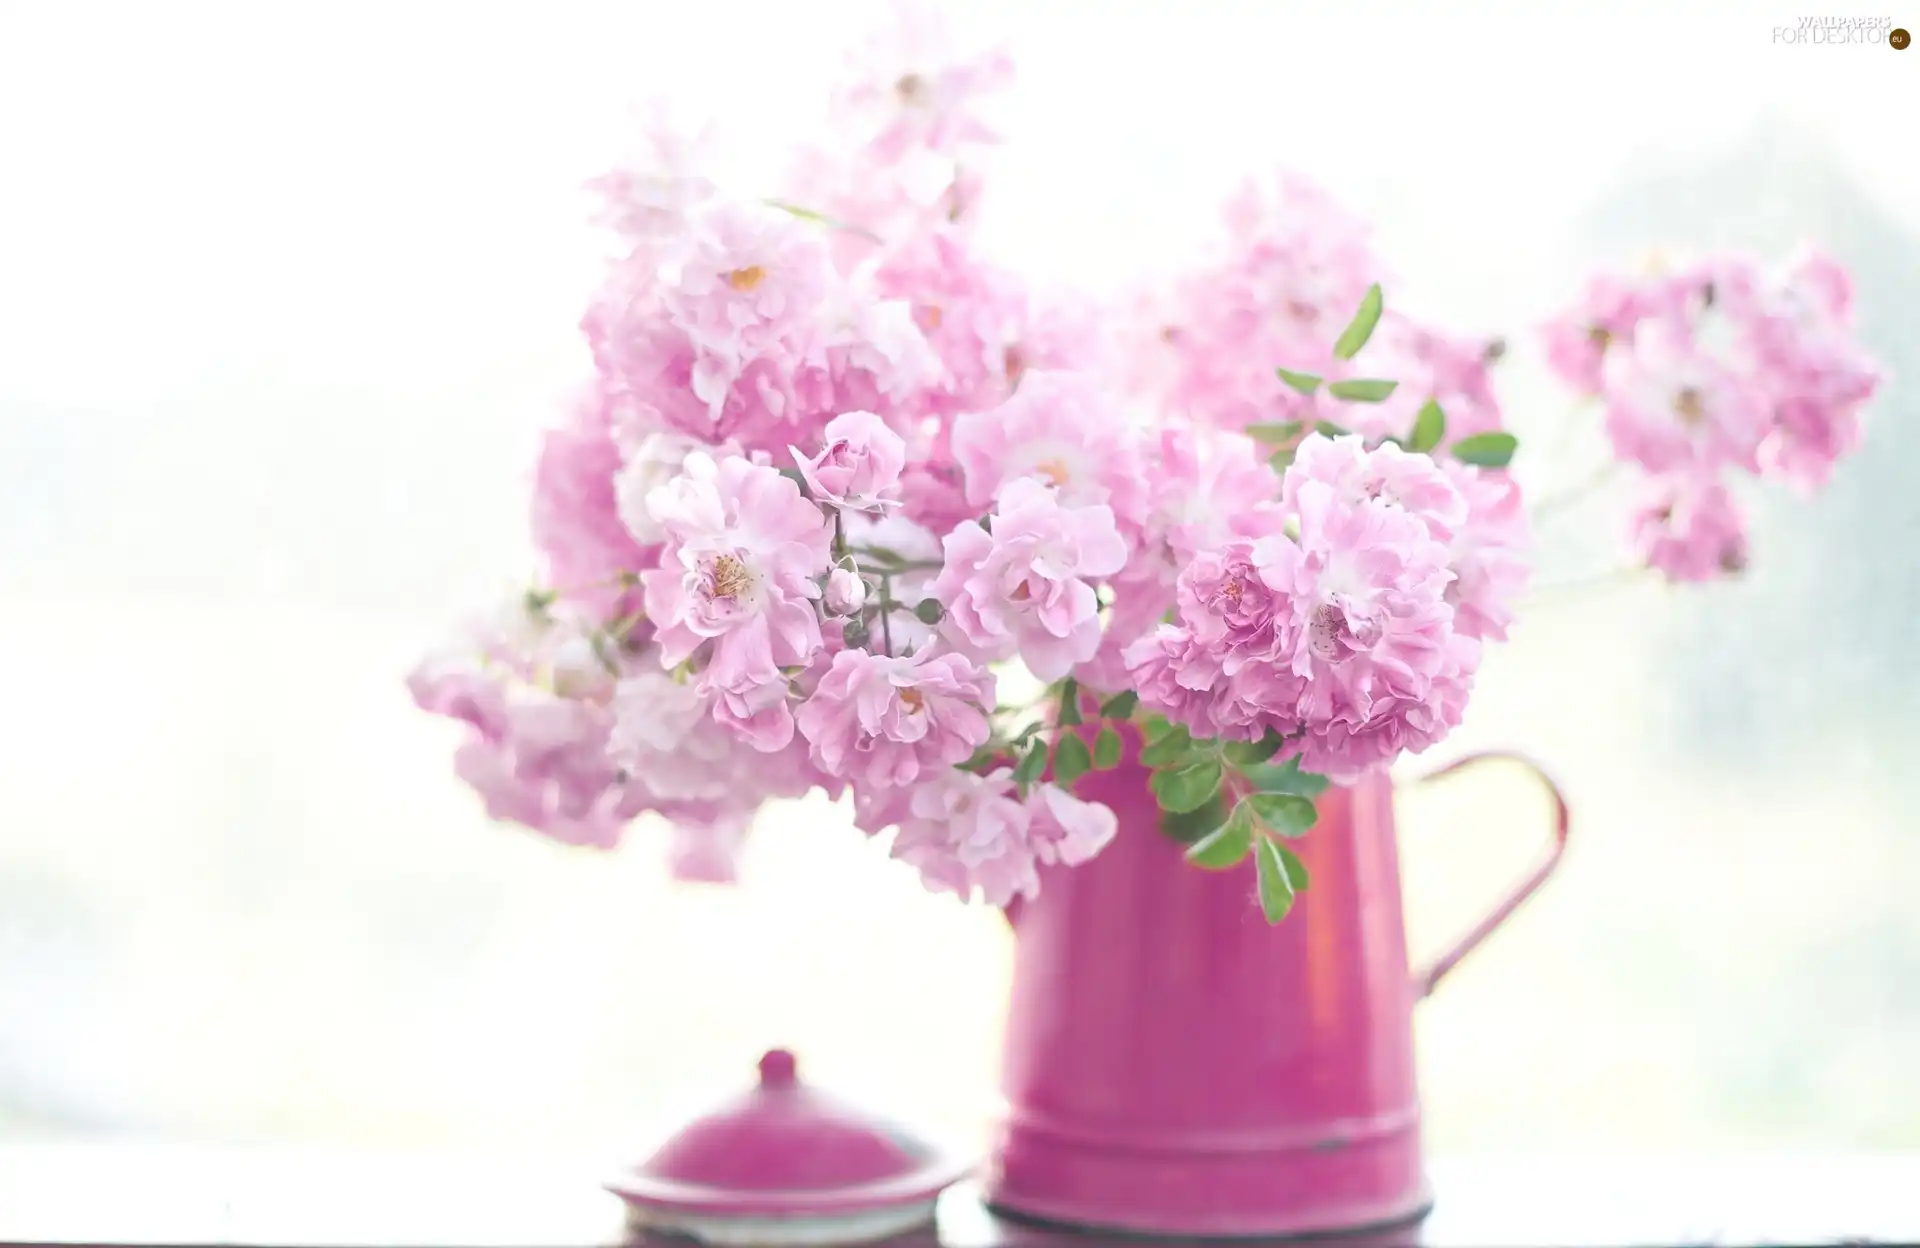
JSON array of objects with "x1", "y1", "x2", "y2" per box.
[{"x1": 1, "y1": 1144, "x2": 1917, "y2": 1247}]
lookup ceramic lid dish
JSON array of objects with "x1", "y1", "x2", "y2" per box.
[{"x1": 607, "y1": 1049, "x2": 972, "y2": 1246}]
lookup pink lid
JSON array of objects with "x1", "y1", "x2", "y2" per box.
[{"x1": 607, "y1": 1049, "x2": 972, "y2": 1217}]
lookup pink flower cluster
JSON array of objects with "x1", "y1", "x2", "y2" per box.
[
  {"x1": 1123, "y1": 436, "x2": 1483, "y2": 782},
  {"x1": 1542, "y1": 249, "x2": 1880, "y2": 582},
  {"x1": 409, "y1": 3, "x2": 1876, "y2": 913}
]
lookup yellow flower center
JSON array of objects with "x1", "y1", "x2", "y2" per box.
[
  {"x1": 1674, "y1": 387, "x2": 1705, "y2": 424},
  {"x1": 1036, "y1": 459, "x2": 1071, "y2": 486},
  {"x1": 724, "y1": 266, "x2": 767, "y2": 292},
  {"x1": 708, "y1": 554, "x2": 752, "y2": 599}
]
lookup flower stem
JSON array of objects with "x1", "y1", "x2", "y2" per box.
[{"x1": 879, "y1": 574, "x2": 895, "y2": 657}]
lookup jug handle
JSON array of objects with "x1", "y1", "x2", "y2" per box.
[{"x1": 1405, "y1": 750, "x2": 1570, "y2": 999}]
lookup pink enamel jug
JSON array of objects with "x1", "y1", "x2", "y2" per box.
[{"x1": 984, "y1": 736, "x2": 1570, "y2": 1239}]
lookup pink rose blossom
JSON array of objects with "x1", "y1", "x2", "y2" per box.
[
  {"x1": 885, "y1": 767, "x2": 1040, "y2": 907},
  {"x1": 950, "y1": 370, "x2": 1144, "y2": 518},
  {"x1": 1600, "y1": 313, "x2": 1772, "y2": 475},
  {"x1": 665, "y1": 812, "x2": 750, "y2": 884},
  {"x1": 1281, "y1": 434, "x2": 1468, "y2": 546},
  {"x1": 787, "y1": 0, "x2": 1013, "y2": 241},
  {"x1": 1288, "y1": 632, "x2": 1478, "y2": 784},
  {"x1": 792, "y1": 410, "x2": 908, "y2": 512},
  {"x1": 794, "y1": 647, "x2": 994, "y2": 789},
  {"x1": 1255, "y1": 451, "x2": 1472, "y2": 780},
  {"x1": 817, "y1": 297, "x2": 942, "y2": 423},
  {"x1": 656, "y1": 200, "x2": 835, "y2": 367},
  {"x1": 1121, "y1": 542, "x2": 1307, "y2": 743},
  {"x1": 586, "y1": 98, "x2": 717, "y2": 246},
  {"x1": 1122, "y1": 624, "x2": 1215, "y2": 733},
  {"x1": 933, "y1": 477, "x2": 1129, "y2": 681},
  {"x1": 872, "y1": 227, "x2": 1027, "y2": 414},
  {"x1": 640, "y1": 453, "x2": 832, "y2": 750},
  {"x1": 450, "y1": 695, "x2": 629, "y2": 848},
  {"x1": 1442, "y1": 463, "x2": 1532, "y2": 642},
  {"x1": 1541, "y1": 273, "x2": 1653, "y2": 394},
  {"x1": 586, "y1": 198, "x2": 930, "y2": 459},
  {"x1": 1179, "y1": 541, "x2": 1293, "y2": 671},
  {"x1": 607, "y1": 664, "x2": 824, "y2": 878},
  {"x1": 615, "y1": 430, "x2": 729, "y2": 547},
  {"x1": 408, "y1": 647, "x2": 510, "y2": 741},
  {"x1": 609, "y1": 670, "x2": 739, "y2": 805},
  {"x1": 1081, "y1": 426, "x2": 1283, "y2": 692},
  {"x1": 1027, "y1": 784, "x2": 1118, "y2": 867},
  {"x1": 1355, "y1": 314, "x2": 1508, "y2": 446},
  {"x1": 1745, "y1": 249, "x2": 1880, "y2": 492},
  {"x1": 409, "y1": 604, "x2": 633, "y2": 849},
  {"x1": 824, "y1": 567, "x2": 867, "y2": 616},
  {"x1": 1127, "y1": 174, "x2": 1384, "y2": 433},
  {"x1": 532, "y1": 388, "x2": 653, "y2": 618},
  {"x1": 1629, "y1": 473, "x2": 1750, "y2": 583},
  {"x1": 832, "y1": 0, "x2": 1013, "y2": 162}
]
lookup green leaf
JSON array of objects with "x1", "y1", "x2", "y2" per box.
[
  {"x1": 1100, "y1": 690, "x2": 1139, "y2": 720},
  {"x1": 1142, "y1": 713, "x2": 1178, "y2": 743},
  {"x1": 1451, "y1": 431, "x2": 1519, "y2": 469},
  {"x1": 1269, "y1": 449, "x2": 1297, "y2": 474},
  {"x1": 1159, "y1": 794, "x2": 1227, "y2": 844},
  {"x1": 959, "y1": 745, "x2": 1002, "y2": 773},
  {"x1": 1139, "y1": 725, "x2": 1199, "y2": 768},
  {"x1": 1254, "y1": 839, "x2": 1298, "y2": 924},
  {"x1": 1314, "y1": 420, "x2": 1350, "y2": 439},
  {"x1": 842, "y1": 619, "x2": 870, "y2": 649},
  {"x1": 1222, "y1": 731, "x2": 1285, "y2": 767},
  {"x1": 1332, "y1": 283, "x2": 1384, "y2": 361},
  {"x1": 1246, "y1": 792, "x2": 1319, "y2": 838},
  {"x1": 1276, "y1": 842, "x2": 1311, "y2": 892},
  {"x1": 1246, "y1": 421, "x2": 1304, "y2": 445},
  {"x1": 1053, "y1": 732, "x2": 1092, "y2": 786},
  {"x1": 1276, "y1": 367, "x2": 1323, "y2": 395},
  {"x1": 913, "y1": 599, "x2": 945, "y2": 624},
  {"x1": 1056, "y1": 677, "x2": 1083, "y2": 726},
  {"x1": 1093, "y1": 724, "x2": 1124, "y2": 770},
  {"x1": 1151, "y1": 759, "x2": 1224, "y2": 814},
  {"x1": 1241, "y1": 756, "x2": 1331, "y2": 799},
  {"x1": 1325, "y1": 378, "x2": 1399, "y2": 402},
  {"x1": 1410, "y1": 400, "x2": 1446, "y2": 453},
  {"x1": 1185, "y1": 806, "x2": 1256, "y2": 870},
  {"x1": 1015, "y1": 738, "x2": 1049, "y2": 787}
]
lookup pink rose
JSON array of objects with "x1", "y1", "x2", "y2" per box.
[
  {"x1": 792, "y1": 410, "x2": 909, "y2": 513},
  {"x1": 932, "y1": 477, "x2": 1128, "y2": 681},
  {"x1": 794, "y1": 648, "x2": 994, "y2": 789}
]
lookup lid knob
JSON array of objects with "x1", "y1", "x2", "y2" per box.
[{"x1": 758, "y1": 1048, "x2": 798, "y2": 1090}]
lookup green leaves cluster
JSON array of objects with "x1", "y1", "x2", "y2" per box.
[
  {"x1": 1140, "y1": 716, "x2": 1331, "y2": 924},
  {"x1": 1013, "y1": 680, "x2": 1138, "y2": 796},
  {"x1": 1263, "y1": 284, "x2": 1522, "y2": 472}
]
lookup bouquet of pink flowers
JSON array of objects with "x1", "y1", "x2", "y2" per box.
[{"x1": 409, "y1": 9, "x2": 1880, "y2": 922}]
